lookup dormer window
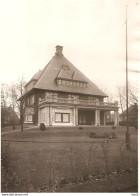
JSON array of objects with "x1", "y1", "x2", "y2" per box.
[{"x1": 56, "y1": 78, "x2": 88, "y2": 88}]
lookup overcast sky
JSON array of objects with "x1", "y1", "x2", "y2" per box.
[{"x1": 0, "y1": 0, "x2": 140, "y2": 97}]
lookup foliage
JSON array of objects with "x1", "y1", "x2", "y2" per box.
[
  {"x1": 40, "y1": 123, "x2": 46, "y2": 130},
  {"x1": 112, "y1": 125, "x2": 116, "y2": 129},
  {"x1": 89, "y1": 132, "x2": 117, "y2": 139},
  {"x1": 1, "y1": 76, "x2": 26, "y2": 129},
  {"x1": 1, "y1": 106, "x2": 19, "y2": 127}
]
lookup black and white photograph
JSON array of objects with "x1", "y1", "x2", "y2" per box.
[{"x1": 1, "y1": 0, "x2": 139, "y2": 194}]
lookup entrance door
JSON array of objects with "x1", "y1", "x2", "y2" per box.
[{"x1": 78, "y1": 110, "x2": 95, "y2": 125}]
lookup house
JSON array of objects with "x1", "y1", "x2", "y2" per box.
[
  {"x1": 104, "y1": 111, "x2": 115, "y2": 125},
  {"x1": 119, "y1": 103, "x2": 138, "y2": 127},
  {"x1": 19, "y1": 45, "x2": 119, "y2": 126}
]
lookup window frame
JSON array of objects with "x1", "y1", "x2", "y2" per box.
[{"x1": 55, "y1": 113, "x2": 70, "y2": 123}]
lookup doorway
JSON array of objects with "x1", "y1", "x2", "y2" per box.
[{"x1": 78, "y1": 109, "x2": 95, "y2": 125}]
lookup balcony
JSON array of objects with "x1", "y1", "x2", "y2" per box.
[{"x1": 39, "y1": 96, "x2": 118, "y2": 110}]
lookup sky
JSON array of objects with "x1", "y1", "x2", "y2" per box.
[{"x1": 0, "y1": 0, "x2": 140, "y2": 97}]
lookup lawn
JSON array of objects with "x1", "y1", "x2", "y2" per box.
[
  {"x1": 1, "y1": 126, "x2": 138, "y2": 192},
  {"x1": 1, "y1": 124, "x2": 30, "y2": 133}
]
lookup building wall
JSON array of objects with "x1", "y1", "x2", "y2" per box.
[{"x1": 38, "y1": 106, "x2": 75, "y2": 126}]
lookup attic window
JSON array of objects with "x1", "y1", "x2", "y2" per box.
[{"x1": 62, "y1": 65, "x2": 70, "y2": 71}]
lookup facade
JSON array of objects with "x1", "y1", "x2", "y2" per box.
[{"x1": 19, "y1": 45, "x2": 119, "y2": 126}]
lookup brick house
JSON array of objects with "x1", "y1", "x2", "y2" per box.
[{"x1": 19, "y1": 45, "x2": 119, "y2": 126}]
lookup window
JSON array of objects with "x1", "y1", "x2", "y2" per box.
[
  {"x1": 63, "y1": 113, "x2": 69, "y2": 122},
  {"x1": 62, "y1": 80, "x2": 65, "y2": 84},
  {"x1": 66, "y1": 81, "x2": 69, "y2": 85},
  {"x1": 55, "y1": 113, "x2": 61, "y2": 122},
  {"x1": 58, "y1": 80, "x2": 62, "y2": 84},
  {"x1": 83, "y1": 83, "x2": 87, "y2": 87},
  {"x1": 40, "y1": 108, "x2": 45, "y2": 123},
  {"x1": 28, "y1": 115, "x2": 33, "y2": 122},
  {"x1": 79, "y1": 95, "x2": 88, "y2": 100},
  {"x1": 29, "y1": 95, "x2": 35, "y2": 105},
  {"x1": 80, "y1": 83, "x2": 83, "y2": 87},
  {"x1": 25, "y1": 114, "x2": 33, "y2": 122},
  {"x1": 55, "y1": 113, "x2": 70, "y2": 123},
  {"x1": 58, "y1": 93, "x2": 68, "y2": 98}
]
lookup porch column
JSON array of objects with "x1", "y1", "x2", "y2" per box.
[
  {"x1": 49, "y1": 106, "x2": 52, "y2": 126},
  {"x1": 75, "y1": 107, "x2": 78, "y2": 126},
  {"x1": 114, "y1": 110, "x2": 119, "y2": 126},
  {"x1": 104, "y1": 112, "x2": 106, "y2": 126},
  {"x1": 95, "y1": 109, "x2": 100, "y2": 126},
  {"x1": 38, "y1": 109, "x2": 40, "y2": 125}
]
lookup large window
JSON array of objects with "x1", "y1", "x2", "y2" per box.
[{"x1": 55, "y1": 113, "x2": 70, "y2": 123}]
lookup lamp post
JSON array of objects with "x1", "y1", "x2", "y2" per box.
[{"x1": 125, "y1": 4, "x2": 130, "y2": 150}]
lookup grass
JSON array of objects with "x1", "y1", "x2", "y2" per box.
[
  {"x1": 1, "y1": 126, "x2": 138, "y2": 192},
  {"x1": 1, "y1": 124, "x2": 30, "y2": 133}
]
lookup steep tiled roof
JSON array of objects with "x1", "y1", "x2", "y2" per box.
[
  {"x1": 33, "y1": 46, "x2": 107, "y2": 97},
  {"x1": 25, "y1": 70, "x2": 42, "y2": 87}
]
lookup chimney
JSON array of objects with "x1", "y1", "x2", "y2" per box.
[{"x1": 55, "y1": 45, "x2": 63, "y2": 56}]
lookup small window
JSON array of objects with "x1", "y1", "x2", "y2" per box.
[
  {"x1": 62, "y1": 80, "x2": 65, "y2": 84},
  {"x1": 80, "y1": 83, "x2": 83, "y2": 87},
  {"x1": 58, "y1": 80, "x2": 62, "y2": 84},
  {"x1": 83, "y1": 83, "x2": 87, "y2": 87},
  {"x1": 66, "y1": 81, "x2": 69, "y2": 85}
]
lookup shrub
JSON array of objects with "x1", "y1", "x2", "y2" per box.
[
  {"x1": 112, "y1": 125, "x2": 116, "y2": 129},
  {"x1": 89, "y1": 132, "x2": 117, "y2": 139},
  {"x1": 103, "y1": 133, "x2": 110, "y2": 138},
  {"x1": 40, "y1": 123, "x2": 46, "y2": 131},
  {"x1": 111, "y1": 132, "x2": 117, "y2": 139},
  {"x1": 79, "y1": 127, "x2": 83, "y2": 130},
  {"x1": 89, "y1": 132, "x2": 97, "y2": 138}
]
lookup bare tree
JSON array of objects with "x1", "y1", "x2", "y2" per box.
[
  {"x1": 1, "y1": 84, "x2": 9, "y2": 126},
  {"x1": 6, "y1": 76, "x2": 26, "y2": 131},
  {"x1": 117, "y1": 81, "x2": 138, "y2": 113},
  {"x1": 16, "y1": 76, "x2": 26, "y2": 131}
]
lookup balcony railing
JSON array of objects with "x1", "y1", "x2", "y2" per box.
[{"x1": 39, "y1": 96, "x2": 118, "y2": 108}]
